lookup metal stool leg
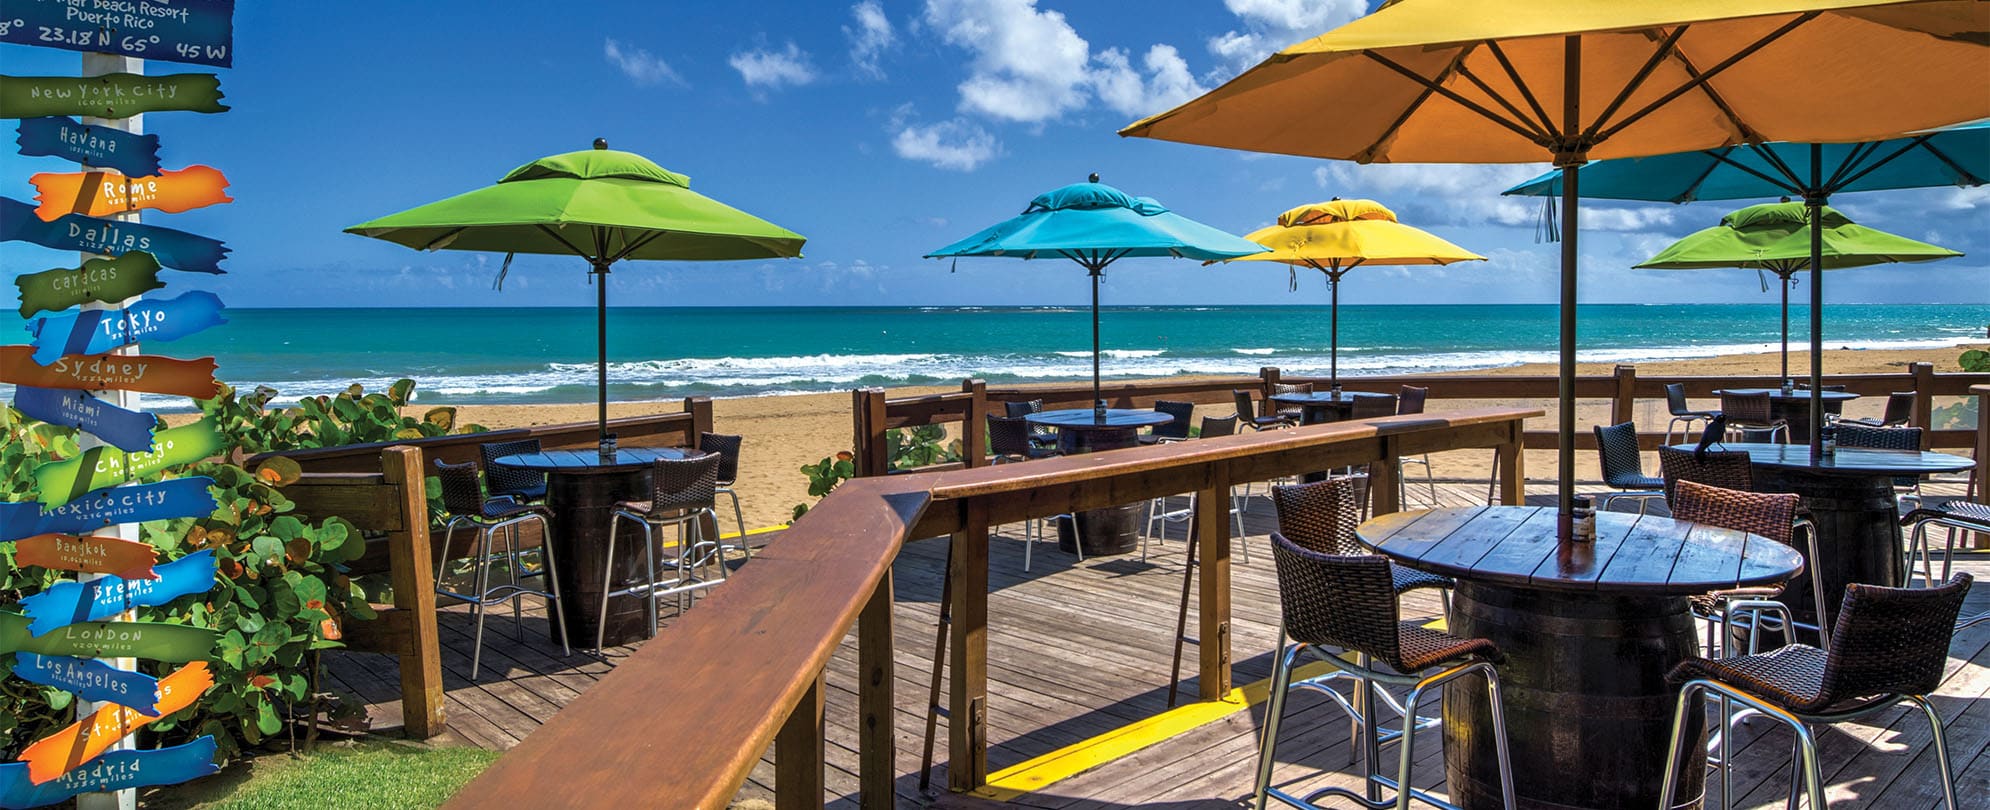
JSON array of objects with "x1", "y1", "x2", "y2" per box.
[
  {"x1": 469, "y1": 524, "x2": 493, "y2": 679},
  {"x1": 1252, "y1": 642, "x2": 1300, "y2": 810},
  {"x1": 533, "y1": 514, "x2": 571, "y2": 658}
]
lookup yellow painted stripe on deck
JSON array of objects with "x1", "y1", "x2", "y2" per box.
[{"x1": 970, "y1": 618, "x2": 1448, "y2": 801}]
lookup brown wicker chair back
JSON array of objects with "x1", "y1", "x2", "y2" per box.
[
  {"x1": 434, "y1": 459, "x2": 489, "y2": 517},
  {"x1": 1199, "y1": 414, "x2": 1238, "y2": 437},
  {"x1": 1269, "y1": 533, "x2": 1402, "y2": 664},
  {"x1": 1657, "y1": 446, "x2": 1755, "y2": 503},
  {"x1": 1396, "y1": 386, "x2": 1428, "y2": 416},
  {"x1": 1669, "y1": 479, "x2": 1797, "y2": 545},
  {"x1": 1719, "y1": 391, "x2": 1776, "y2": 427},
  {"x1": 698, "y1": 432, "x2": 743, "y2": 485},
  {"x1": 478, "y1": 438, "x2": 545, "y2": 499},
  {"x1": 1270, "y1": 477, "x2": 1364, "y2": 556},
  {"x1": 1816, "y1": 574, "x2": 1973, "y2": 708},
  {"x1": 987, "y1": 414, "x2": 1037, "y2": 459},
  {"x1": 646, "y1": 453, "x2": 720, "y2": 512}
]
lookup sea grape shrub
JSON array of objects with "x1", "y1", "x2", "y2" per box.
[
  {"x1": 197, "y1": 378, "x2": 488, "y2": 453},
  {"x1": 1961, "y1": 349, "x2": 1989, "y2": 373},
  {"x1": 0, "y1": 406, "x2": 76, "y2": 752},
  {"x1": 888, "y1": 425, "x2": 964, "y2": 471},
  {"x1": 791, "y1": 451, "x2": 856, "y2": 521}
]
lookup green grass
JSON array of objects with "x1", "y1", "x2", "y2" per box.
[{"x1": 145, "y1": 740, "x2": 498, "y2": 810}]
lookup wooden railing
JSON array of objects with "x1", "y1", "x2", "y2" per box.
[
  {"x1": 444, "y1": 406, "x2": 1537, "y2": 808},
  {"x1": 853, "y1": 365, "x2": 1988, "y2": 475}
]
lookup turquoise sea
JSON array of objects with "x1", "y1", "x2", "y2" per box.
[{"x1": 7, "y1": 304, "x2": 1987, "y2": 410}]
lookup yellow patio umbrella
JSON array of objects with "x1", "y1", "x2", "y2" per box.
[
  {"x1": 1227, "y1": 199, "x2": 1484, "y2": 387},
  {"x1": 1123, "y1": 0, "x2": 1990, "y2": 528}
]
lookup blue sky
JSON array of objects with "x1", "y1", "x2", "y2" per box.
[{"x1": 3, "y1": 0, "x2": 1986, "y2": 308}]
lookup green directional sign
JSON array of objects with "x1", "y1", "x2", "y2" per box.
[
  {"x1": 0, "y1": 612, "x2": 215, "y2": 663},
  {"x1": 0, "y1": 73, "x2": 228, "y2": 120},
  {"x1": 33, "y1": 418, "x2": 224, "y2": 508},
  {"x1": 15, "y1": 252, "x2": 166, "y2": 318}
]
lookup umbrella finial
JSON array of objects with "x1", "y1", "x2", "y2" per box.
[
  {"x1": 1088, "y1": 172, "x2": 1100, "y2": 183},
  {"x1": 593, "y1": 138, "x2": 609, "y2": 150}
]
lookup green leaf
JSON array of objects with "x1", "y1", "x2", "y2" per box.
[{"x1": 388, "y1": 378, "x2": 417, "y2": 406}]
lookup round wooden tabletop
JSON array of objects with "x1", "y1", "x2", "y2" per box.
[
  {"x1": 1714, "y1": 387, "x2": 1860, "y2": 403},
  {"x1": 1663, "y1": 443, "x2": 1975, "y2": 476},
  {"x1": 1023, "y1": 408, "x2": 1174, "y2": 430},
  {"x1": 491, "y1": 446, "x2": 698, "y2": 474},
  {"x1": 1268, "y1": 390, "x2": 1395, "y2": 406},
  {"x1": 1356, "y1": 505, "x2": 1803, "y2": 596}
]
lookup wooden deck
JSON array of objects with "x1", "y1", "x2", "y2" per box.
[{"x1": 328, "y1": 478, "x2": 1990, "y2": 808}]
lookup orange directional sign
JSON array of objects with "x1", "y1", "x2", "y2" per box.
[
  {"x1": 30, "y1": 166, "x2": 232, "y2": 220},
  {"x1": 0, "y1": 345, "x2": 219, "y2": 399},
  {"x1": 17, "y1": 661, "x2": 211, "y2": 785},
  {"x1": 11, "y1": 534, "x2": 159, "y2": 580}
]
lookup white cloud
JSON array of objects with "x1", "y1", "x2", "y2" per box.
[
  {"x1": 890, "y1": 105, "x2": 1001, "y2": 171},
  {"x1": 1090, "y1": 44, "x2": 1207, "y2": 118},
  {"x1": 846, "y1": 1, "x2": 897, "y2": 79},
  {"x1": 1205, "y1": 0, "x2": 1366, "y2": 78},
  {"x1": 729, "y1": 42, "x2": 819, "y2": 90},
  {"x1": 920, "y1": 0, "x2": 1205, "y2": 123},
  {"x1": 1312, "y1": 163, "x2": 1680, "y2": 233},
  {"x1": 603, "y1": 38, "x2": 683, "y2": 86}
]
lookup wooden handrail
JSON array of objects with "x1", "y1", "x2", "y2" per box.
[{"x1": 446, "y1": 406, "x2": 1539, "y2": 808}]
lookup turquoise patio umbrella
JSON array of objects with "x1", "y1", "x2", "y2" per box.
[
  {"x1": 927, "y1": 176, "x2": 1267, "y2": 415},
  {"x1": 1503, "y1": 121, "x2": 1987, "y2": 450}
]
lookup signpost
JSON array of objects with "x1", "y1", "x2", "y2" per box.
[
  {"x1": 25, "y1": 290, "x2": 227, "y2": 363},
  {"x1": 0, "y1": 198, "x2": 228, "y2": 273},
  {"x1": 0, "y1": 0, "x2": 235, "y2": 67},
  {"x1": 22, "y1": 551, "x2": 218, "y2": 634},
  {"x1": 29, "y1": 165, "x2": 230, "y2": 219},
  {"x1": 14, "y1": 116, "x2": 162, "y2": 177},
  {"x1": 13, "y1": 252, "x2": 165, "y2": 317},
  {"x1": 0, "y1": 345, "x2": 220, "y2": 398},
  {"x1": 0, "y1": 478, "x2": 219, "y2": 542},
  {"x1": 0, "y1": 73, "x2": 227, "y2": 118},
  {"x1": 11, "y1": 387, "x2": 161, "y2": 452}
]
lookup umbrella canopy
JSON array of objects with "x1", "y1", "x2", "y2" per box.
[
  {"x1": 1635, "y1": 201, "x2": 1962, "y2": 376},
  {"x1": 1122, "y1": 0, "x2": 1990, "y2": 529},
  {"x1": 1225, "y1": 199, "x2": 1485, "y2": 386},
  {"x1": 348, "y1": 142, "x2": 805, "y2": 440},
  {"x1": 927, "y1": 179, "x2": 1265, "y2": 414}
]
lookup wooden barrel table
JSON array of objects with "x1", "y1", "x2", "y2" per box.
[
  {"x1": 1669, "y1": 443, "x2": 1976, "y2": 635},
  {"x1": 492, "y1": 447, "x2": 698, "y2": 647},
  {"x1": 1026, "y1": 409, "x2": 1174, "y2": 556},
  {"x1": 1358, "y1": 506, "x2": 1802, "y2": 810}
]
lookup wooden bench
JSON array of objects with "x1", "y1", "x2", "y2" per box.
[{"x1": 282, "y1": 445, "x2": 443, "y2": 738}]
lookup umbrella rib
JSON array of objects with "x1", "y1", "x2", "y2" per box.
[
  {"x1": 608, "y1": 230, "x2": 669, "y2": 264},
  {"x1": 1824, "y1": 140, "x2": 1886, "y2": 191},
  {"x1": 1750, "y1": 146, "x2": 1814, "y2": 197},
  {"x1": 1363, "y1": 50, "x2": 1548, "y2": 148},
  {"x1": 1580, "y1": 25, "x2": 1690, "y2": 145},
  {"x1": 1707, "y1": 146, "x2": 1803, "y2": 195},
  {"x1": 1484, "y1": 41, "x2": 1557, "y2": 140},
  {"x1": 418, "y1": 227, "x2": 467, "y2": 252},
  {"x1": 1674, "y1": 146, "x2": 1742, "y2": 202},
  {"x1": 535, "y1": 224, "x2": 596, "y2": 261},
  {"x1": 1597, "y1": 12, "x2": 1817, "y2": 145},
  {"x1": 1454, "y1": 60, "x2": 1557, "y2": 143},
  {"x1": 1913, "y1": 140, "x2": 1988, "y2": 188},
  {"x1": 1632, "y1": 41, "x2": 1760, "y2": 145}
]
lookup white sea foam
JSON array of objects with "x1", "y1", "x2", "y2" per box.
[{"x1": 1231, "y1": 348, "x2": 1277, "y2": 355}]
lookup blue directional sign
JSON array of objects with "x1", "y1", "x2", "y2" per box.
[
  {"x1": 15, "y1": 117, "x2": 162, "y2": 178},
  {"x1": 0, "y1": 477, "x2": 217, "y2": 543},
  {"x1": 0, "y1": 736, "x2": 217, "y2": 809},
  {"x1": 26, "y1": 291, "x2": 227, "y2": 364},
  {"x1": 0, "y1": 197, "x2": 227, "y2": 274},
  {"x1": 9, "y1": 653, "x2": 161, "y2": 715},
  {"x1": 0, "y1": 0, "x2": 235, "y2": 68},
  {"x1": 21, "y1": 551, "x2": 216, "y2": 636},
  {"x1": 12, "y1": 387, "x2": 161, "y2": 452}
]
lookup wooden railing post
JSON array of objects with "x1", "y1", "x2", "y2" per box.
[
  {"x1": 1193, "y1": 472, "x2": 1233, "y2": 700},
  {"x1": 1611, "y1": 365, "x2": 1637, "y2": 427},
  {"x1": 686, "y1": 396, "x2": 714, "y2": 440},
  {"x1": 947, "y1": 499, "x2": 990, "y2": 791},
  {"x1": 1973, "y1": 384, "x2": 1987, "y2": 509},
  {"x1": 963, "y1": 379, "x2": 988, "y2": 468},
  {"x1": 775, "y1": 671, "x2": 826, "y2": 810},
  {"x1": 858, "y1": 571, "x2": 895, "y2": 809},
  {"x1": 380, "y1": 446, "x2": 443, "y2": 738},
  {"x1": 1260, "y1": 366, "x2": 1280, "y2": 398},
  {"x1": 1370, "y1": 436, "x2": 1402, "y2": 517},
  {"x1": 852, "y1": 387, "x2": 890, "y2": 477},
  {"x1": 1912, "y1": 363, "x2": 1936, "y2": 448},
  {"x1": 1499, "y1": 420, "x2": 1526, "y2": 506}
]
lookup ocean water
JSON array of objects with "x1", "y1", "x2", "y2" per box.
[{"x1": 6, "y1": 304, "x2": 1986, "y2": 409}]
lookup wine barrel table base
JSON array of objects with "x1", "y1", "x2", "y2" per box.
[
  {"x1": 1027, "y1": 409, "x2": 1174, "y2": 556},
  {"x1": 493, "y1": 448, "x2": 697, "y2": 648},
  {"x1": 1357, "y1": 506, "x2": 1802, "y2": 810}
]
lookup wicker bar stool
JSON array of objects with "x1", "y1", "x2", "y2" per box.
[
  {"x1": 1657, "y1": 445, "x2": 1756, "y2": 504},
  {"x1": 988, "y1": 414, "x2": 1067, "y2": 571},
  {"x1": 1659, "y1": 574, "x2": 1972, "y2": 810},
  {"x1": 479, "y1": 438, "x2": 548, "y2": 502},
  {"x1": 1256, "y1": 535, "x2": 1515, "y2": 810},
  {"x1": 1669, "y1": 480, "x2": 1827, "y2": 652},
  {"x1": 432, "y1": 459, "x2": 570, "y2": 679},
  {"x1": 1140, "y1": 399, "x2": 1196, "y2": 444},
  {"x1": 1719, "y1": 391, "x2": 1788, "y2": 443},
  {"x1": 1903, "y1": 500, "x2": 1990, "y2": 589},
  {"x1": 1838, "y1": 424, "x2": 1927, "y2": 511},
  {"x1": 1235, "y1": 389, "x2": 1295, "y2": 431},
  {"x1": 698, "y1": 432, "x2": 752, "y2": 552},
  {"x1": 1665, "y1": 383, "x2": 1720, "y2": 445},
  {"x1": 1842, "y1": 390, "x2": 1915, "y2": 428},
  {"x1": 1593, "y1": 422, "x2": 1664, "y2": 514},
  {"x1": 597, "y1": 452, "x2": 724, "y2": 654},
  {"x1": 1004, "y1": 398, "x2": 1058, "y2": 448},
  {"x1": 1271, "y1": 382, "x2": 1313, "y2": 422}
]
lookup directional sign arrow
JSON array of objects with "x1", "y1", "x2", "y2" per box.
[
  {"x1": 13, "y1": 252, "x2": 166, "y2": 318},
  {"x1": 9, "y1": 534, "x2": 158, "y2": 580},
  {"x1": 22, "y1": 551, "x2": 217, "y2": 636},
  {"x1": 26, "y1": 291, "x2": 227, "y2": 364},
  {"x1": 12, "y1": 387, "x2": 162, "y2": 452},
  {"x1": 0, "y1": 345, "x2": 221, "y2": 400},
  {"x1": 30, "y1": 166, "x2": 232, "y2": 220},
  {"x1": 9, "y1": 654, "x2": 162, "y2": 716},
  {"x1": 16, "y1": 662, "x2": 212, "y2": 785},
  {"x1": 0, "y1": 198, "x2": 227, "y2": 273},
  {"x1": 0, "y1": 0, "x2": 235, "y2": 67},
  {"x1": 31, "y1": 418, "x2": 225, "y2": 508},
  {"x1": 0, "y1": 736, "x2": 218, "y2": 809},
  {"x1": 15, "y1": 117, "x2": 164, "y2": 178},
  {"x1": 0, "y1": 73, "x2": 228, "y2": 119},
  {"x1": 0, "y1": 478, "x2": 218, "y2": 543}
]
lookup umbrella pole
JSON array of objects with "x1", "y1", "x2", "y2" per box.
[
  {"x1": 1808, "y1": 145, "x2": 1826, "y2": 458},
  {"x1": 1781, "y1": 272, "x2": 1791, "y2": 384},
  {"x1": 1556, "y1": 37, "x2": 1582, "y2": 532},
  {"x1": 1091, "y1": 263, "x2": 1104, "y2": 417},
  {"x1": 1329, "y1": 274, "x2": 1340, "y2": 389},
  {"x1": 596, "y1": 260, "x2": 610, "y2": 445}
]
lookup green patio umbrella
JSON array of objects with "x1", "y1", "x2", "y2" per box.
[
  {"x1": 347, "y1": 140, "x2": 806, "y2": 441},
  {"x1": 1636, "y1": 201, "x2": 1962, "y2": 376}
]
